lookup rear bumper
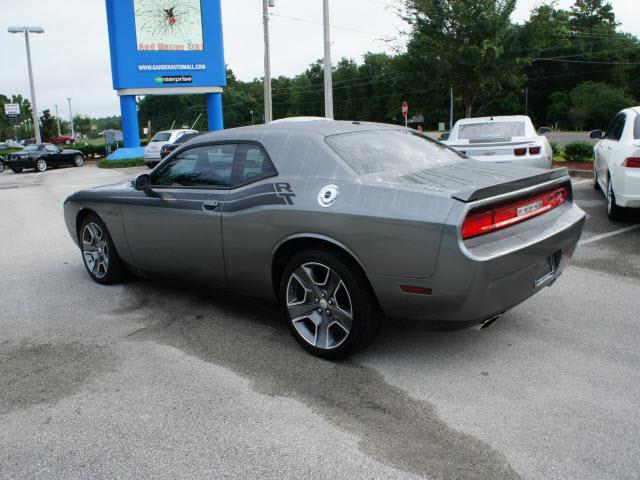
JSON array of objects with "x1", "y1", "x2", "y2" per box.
[
  {"x1": 6, "y1": 158, "x2": 34, "y2": 169},
  {"x1": 613, "y1": 167, "x2": 640, "y2": 208},
  {"x1": 369, "y1": 203, "x2": 585, "y2": 324}
]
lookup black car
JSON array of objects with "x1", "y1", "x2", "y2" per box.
[
  {"x1": 158, "y1": 132, "x2": 205, "y2": 161},
  {"x1": 6, "y1": 143, "x2": 85, "y2": 173}
]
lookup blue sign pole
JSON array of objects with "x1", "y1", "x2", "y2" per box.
[
  {"x1": 206, "y1": 92, "x2": 224, "y2": 131},
  {"x1": 120, "y1": 95, "x2": 140, "y2": 148}
]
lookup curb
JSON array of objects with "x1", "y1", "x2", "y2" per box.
[{"x1": 567, "y1": 169, "x2": 592, "y2": 179}]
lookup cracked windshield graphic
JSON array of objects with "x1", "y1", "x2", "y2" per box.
[{"x1": 134, "y1": 0, "x2": 204, "y2": 51}]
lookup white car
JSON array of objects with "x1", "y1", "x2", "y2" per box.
[
  {"x1": 144, "y1": 129, "x2": 198, "y2": 168},
  {"x1": 592, "y1": 107, "x2": 640, "y2": 220},
  {"x1": 442, "y1": 115, "x2": 552, "y2": 169}
]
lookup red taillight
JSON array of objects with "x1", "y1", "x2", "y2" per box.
[
  {"x1": 514, "y1": 147, "x2": 527, "y2": 156},
  {"x1": 623, "y1": 157, "x2": 640, "y2": 168},
  {"x1": 461, "y1": 186, "x2": 569, "y2": 240},
  {"x1": 400, "y1": 285, "x2": 432, "y2": 295},
  {"x1": 529, "y1": 146, "x2": 541, "y2": 155}
]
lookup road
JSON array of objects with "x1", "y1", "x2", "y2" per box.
[{"x1": 1, "y1": 165, "x2": 639, "y2": 480}]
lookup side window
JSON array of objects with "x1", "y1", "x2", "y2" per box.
[
  {"x1": 45, "y1": 145, "x2": 58, "y2": 152},
  {"x1": 635, "y1": 115, "x2": 640, "y2": 140},
  {"x1": 231, "y1": 144, "x2": 277, "y2": 186},
  {"x1": 151, "y1": 144, "x2": 237, "y2": 188},
  {"x1": 606, "y1": 114, "x2": 626, "y2": 141}
]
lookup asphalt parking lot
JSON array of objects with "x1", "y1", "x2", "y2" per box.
[{"x1": 1, "y1": 165, "x2": 639, "y2": 480}]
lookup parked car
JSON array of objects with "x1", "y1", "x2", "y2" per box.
[
  {"x1": 20, "y1": 138, "x2": 36, "y2": 146},
  {"x1": 443, "y1": 115, "x2": 553, "y2": 169},
  {"x1": 0, "y1": 140, "x2": 24, "y2": 149},
  {"x1": 64, "y1": 120, "x2": 584, "y2": 359},
  {"x1": 159, "y1": 131, "x2": 205, "y2": 160},
  {"x1": 6, "y1": 143, "x2": 85, "y2": 173},
  {"x1": 591, "y1": 106, "x2": 640, "y2": 220},
  {"x1": 50, "y1": 135, "x2": 75, "y2": 145},
  {"x1": 144, "y1": 129, "x2": 198, "y2": 168}
]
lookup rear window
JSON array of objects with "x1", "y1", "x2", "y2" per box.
[
  {"x1": 457, "y1": 121, "x2": 525, "y2": 140},
  {"x1": 635, "y1": 115, "x2": 640, "y2": 140},
  {"x1": 151, "y1": 132, "x2": 172, "y2": 142},
  {"x1": 325, "y1": 129, "x2": 463, "y2": 175}
]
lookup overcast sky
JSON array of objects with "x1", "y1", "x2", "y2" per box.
[{"x1": 2, "y1": 0, "x2": 638, "y2": 118}]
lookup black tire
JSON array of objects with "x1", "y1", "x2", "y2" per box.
[
  {"x1": 279, "y1": 248, "x2": 382, "y2": 359},
  {"x1": 11, "y1": 167, "x2": 23, "y2": 174},
  {"x1": 606, "y1": 174, "x2": 624, "y2": 221},
  {"x1": 35, "y1": 158, "x2": 47, "y2": 172},
  {"x1": 79, "y1": 213, "x2": 127, "y2": 285},
  {"x1": 73, "y1": 155, "x2": 84, "y2": 167}
]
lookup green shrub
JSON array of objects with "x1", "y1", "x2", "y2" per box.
[
  {"x1": 549, "y1": 141, "x2": 561, "y2": 158},
  {"x1": 563, "y1": 141, "x2": 594, "y2": 162},
  {"x1": 96, "y1": 158, "x2": 145, "y2": 168}
]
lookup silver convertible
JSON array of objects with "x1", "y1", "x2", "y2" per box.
[{"x1": 64, "y1": 120, "x2": 585, "y2": 358}]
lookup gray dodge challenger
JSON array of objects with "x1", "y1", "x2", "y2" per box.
[{"x1": 64, "y1": 120, "x2": 585, "y2": 358}]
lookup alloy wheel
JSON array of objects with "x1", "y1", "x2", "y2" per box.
[
  {"x1": 74, "y1": 155, "x2": 84, "y2": 167},
  {"x1": 36, "y1": 159, "x2": 47, "y2": 172},
  {"x1": 607, "y1": 180, "x2": 613, "y2": 215},
  {"x1": 286, "y1": 262, "x2": 353, "y2": 350},
  {"x1": 82, "y1": 222, "x2": 109, "y2": 279}
]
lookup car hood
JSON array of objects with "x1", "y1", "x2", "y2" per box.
[{"x1": 362, "y1": 160, "x2": 567, "y2": 202}]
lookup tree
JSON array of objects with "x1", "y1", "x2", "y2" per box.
[
  {"x1": 403, "y1": 0, "x2": 520, "y2": 117},
  {"x1": 568, "y1": 81, "x2": 634, "y2": 129},
  {"x1": 40, "y1": 109, "x2": 58, "y2": 142}
]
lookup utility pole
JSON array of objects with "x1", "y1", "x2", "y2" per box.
[
  {"x1": 8, "y1": 26, "x2": 44, "y2": 143},
  {"x1": 262, "y1": 0, "x2": 274, "y2": 123},
  {"x1": 67, "y1": 97, "x2": 75, "y2": 138},
  {"x1": 54, "y1": 104, "x2": 61, "y2": 136},
  {"x1": 524, "y1": 77, "x2": 529, "y2": 116},
  {"x1": 449, "y1": 86, "x2": 454, "y2": 130},
  {"x1": 323, "y1": 0, "x2": 334, "y2": 119}
]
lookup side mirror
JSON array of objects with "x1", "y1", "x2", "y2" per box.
[
  {"x1": 439, "y1": 132, "x2": 450, "y2": 141},
  {"x1": 134, "y1": 173, "x2": 151, "y2": 191},
  {"x1": 537, "y1": 127, "x2": 551, "y2": 135},
  {"x1": 589, "y1": 129, "x2": 603, "y2": 139}
]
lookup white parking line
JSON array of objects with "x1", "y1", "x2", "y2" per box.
[
  {"x1": 571, "y1": 179, "x2": 592, "y2": 185},
  {"x1": 578, "y1": 225, "x2": 640, "y2": 246}
]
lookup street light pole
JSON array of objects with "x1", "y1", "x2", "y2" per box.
[
  {"x1": 262, "y1": 0, "x2": 274, "y2": 123},
  {"x1": 8, "y1": 26, "x2": 44, "y2": 143},
  {"x1": 449, "y1": 86, "x2": 454, "y2": 130},
  {"x1": 323, "y1": 0, "x2": 334, "y2": 119},
  {"x1": 67, "y1": 97, "x2": 75, "y2": 138},
  {"x1": 54, "y1": 104, "x2": 61, "y2": 136}
]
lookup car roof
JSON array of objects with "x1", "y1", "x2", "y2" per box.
[
  {"x1": 194, "y1": 120, "x2": 403, "y2": 143},
  {"x1": 454, "y1": 115, "x2": 531, "y2": 125},
  {"x1": 156, "y1": 129, "x2": 197, "y2": 134}
]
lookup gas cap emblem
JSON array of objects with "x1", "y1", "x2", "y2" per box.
[{"x1": 318, "y1": 184, "x2": 339, "y2": 207}]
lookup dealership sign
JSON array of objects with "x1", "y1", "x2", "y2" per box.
[
  {"x1": 105, "y1": 0, "x2": 226, "y2": 92},
  {"x1": 4, "y1": 103, "x2": 20, "y2": 118}
]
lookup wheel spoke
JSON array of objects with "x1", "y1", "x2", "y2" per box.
[
  {"x1": 294, "y1": 266, "x2": 321, "y2": 296},
  {"x1": 315, "y1": 316, "x2": 331, "y2": 349},
  {"x1": 82, "y1": 241, "x2": 98, "y2": 252},
  {"x1": 328, "y1": 307, "x2": 352, "y2": 333},
  {"x1": 288, "y1": 303, "x2": 318, "y2": 319}
]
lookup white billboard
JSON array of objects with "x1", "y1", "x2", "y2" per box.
[
  {"x1": 4, "y1": 103, "x2": 20, "y2": 117},
  {"x1": 133, "y1": 0, "x2": 204, "y2": 51}
]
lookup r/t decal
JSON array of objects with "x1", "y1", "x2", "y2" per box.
[{"x1": 275, "y1": 182, "x2": 296, "y2": 205}]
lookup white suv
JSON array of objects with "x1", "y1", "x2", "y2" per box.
[{"x1": 144, "y1": 129, "x2": 197, "y2": 168}]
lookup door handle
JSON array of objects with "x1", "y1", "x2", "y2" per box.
[{"x1": 202, "y1": 200, "x2": 220, "y2": 211}]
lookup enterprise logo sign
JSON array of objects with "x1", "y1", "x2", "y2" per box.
[
  {"x1": 138, "y1": 64, "x2": 206, "y2": 71},
  {"x1": 154, "y1": 75, "x2": 193, "y2": 85}
]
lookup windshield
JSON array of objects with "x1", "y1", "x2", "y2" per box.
[
  {"x1": 151, "y1": 132, "x2": 172, "y2": 142},
  {"x1": 457, "y1": 121, "x2": 525, "y2": 140},
  {"x1": 24, "y1": 144, "x2": 40, "y2": 151},
  {"x1": 325, "y1": 129, "x2": 464, "y2": 175}
]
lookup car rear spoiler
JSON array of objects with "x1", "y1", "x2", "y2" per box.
[{"x1": 452, "y1": 167, "x2": 569, "y2": 203}]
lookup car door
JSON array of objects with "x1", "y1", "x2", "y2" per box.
[
  {"x1": 121, "y1": 143, "x2": 237, "y2": 288},
  {"x1": 598, "y1": 114, "x2": 626, "y2": 187},
  {"x1": 42, "y1": 144, "x2": 60, "y2": 166}
]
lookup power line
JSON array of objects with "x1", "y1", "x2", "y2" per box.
[{"x1": 270, "y1": 13, "x2": 385, "y2": 37}]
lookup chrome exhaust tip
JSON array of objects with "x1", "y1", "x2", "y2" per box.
[{"x1": 471, "y1": 314, "x2": 502, "y2": 331}]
